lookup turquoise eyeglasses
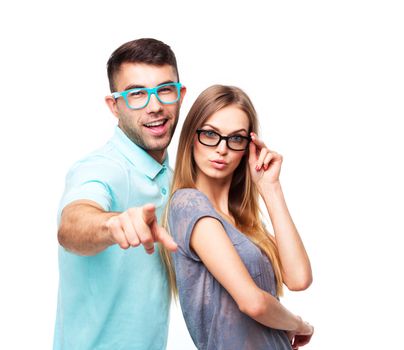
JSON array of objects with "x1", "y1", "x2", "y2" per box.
[{"x1": 112, "y1": 82, "x2": 182, "y2": 110}]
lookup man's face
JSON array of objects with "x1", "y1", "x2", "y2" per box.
[{"x1": 106, "y1": 62, "x2": 186, "y2": 162}]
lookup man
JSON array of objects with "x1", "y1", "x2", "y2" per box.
[{"x1": 54, "y1": 38, "x2": 186, "y2": 350}]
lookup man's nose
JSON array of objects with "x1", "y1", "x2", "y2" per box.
[{"x1": 146, "y1": 93, "x2": 163, "y2": 113}]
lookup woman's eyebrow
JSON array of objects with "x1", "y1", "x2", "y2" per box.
[{"x1": 202, "y1": 124, "x2": 248, "y2": 134}]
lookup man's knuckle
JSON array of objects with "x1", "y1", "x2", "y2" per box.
[
  {"x1": 127, "y1": 207, "x2": 137, "y2": 216},
  {"x1": 142, "y1": 237, "x2": 153, "y2": 244}
]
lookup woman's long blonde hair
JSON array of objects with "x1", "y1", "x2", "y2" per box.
[{"x1": 160, "y1": 85, "x2": 284, "y2": 298}]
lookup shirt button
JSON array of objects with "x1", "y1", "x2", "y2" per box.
[{"x1": 161, "y1": 188, "x2": 167, "y2": 195}]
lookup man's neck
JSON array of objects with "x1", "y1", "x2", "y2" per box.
[{"x1": 147, "y1": 149, "x2": 166, "y2": 164}]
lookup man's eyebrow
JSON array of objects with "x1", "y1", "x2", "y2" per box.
[
  {"x1": 202, "y1": 124, "x2": 248, "y2": 135},
  {"x1": 123, "y1": 84, "x2": 145, "y2": 90},
  {"x1": 158, "y1": 80, "x2": 177, "y2": 86},
  {"x1": 123, "y1": 80, "x2": 176, "y2": 91}
]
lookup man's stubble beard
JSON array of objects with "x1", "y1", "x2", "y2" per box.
[{"x1": 122, "y1": 113, "x2": 180, "y2": 152}]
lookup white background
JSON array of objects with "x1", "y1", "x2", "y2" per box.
[{"x1": 1, "y1": 1, "x2": 403, "y2": 349}]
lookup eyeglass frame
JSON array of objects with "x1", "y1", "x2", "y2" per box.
[
  {"x1": 112, "y1": 82, "x2": 182, "y2": 110},
  {"x1": 196, "y1": 129, "x2": 252, "y2": 151}
]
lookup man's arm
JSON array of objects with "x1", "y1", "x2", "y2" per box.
[
  {"x1": 58, "y1": 200, "x2": 116, "y2": 255},
  {"x1": 58, "y1": 199, "x2": 177, "y2": 256}
]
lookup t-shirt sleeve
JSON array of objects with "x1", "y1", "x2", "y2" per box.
[
  {"x1": 57, "y1": 156, "x2": 124, "y2": 223},
  {"x1": 168, "y1": 189, "x2": 224, "y2": 261}
]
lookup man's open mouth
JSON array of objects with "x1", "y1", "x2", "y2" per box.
[{"x1": 144, "y1": 119, "x2": 168, "y2": 128}]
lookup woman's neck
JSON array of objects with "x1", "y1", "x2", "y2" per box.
[{"x1": 195, "y1": 174, "x2": 232, "y2": 217}]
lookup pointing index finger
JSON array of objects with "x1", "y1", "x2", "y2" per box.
[
  {"x1": 142, "y1": 204, "x2": 156, "y2": 224},
  {"x1": 152, "y1": 221, "x2": 178, "y2": 252}
]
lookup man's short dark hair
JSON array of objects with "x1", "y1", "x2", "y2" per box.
[{"x1": 107, "y1": 38, "x2": 179, "y2": 92}]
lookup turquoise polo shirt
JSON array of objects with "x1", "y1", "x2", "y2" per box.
[{"x1": 54, "y1": 126, "x2": 172, "y2": 350}]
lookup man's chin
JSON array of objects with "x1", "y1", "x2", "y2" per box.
[{"x1": 144, "y1": 137, "x2": 172, "y2": 153}]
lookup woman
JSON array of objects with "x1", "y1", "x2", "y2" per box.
[{"x1": 163, "y1": 85, "x2": 314, "y2": 349}]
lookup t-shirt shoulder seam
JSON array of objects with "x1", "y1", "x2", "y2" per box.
[
  {"x1": 172, "y1": 188, "x2": 210, "y2": 200},
  {"x1": 74, "y1": 152, "x2": 127, "y2": 173}
]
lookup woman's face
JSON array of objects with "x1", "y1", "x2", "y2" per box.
[{"x1": 193, "y1": 105, "x2": 250, "y2": 184}]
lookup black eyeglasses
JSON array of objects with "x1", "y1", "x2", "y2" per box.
[{"x1": 196, "y1": 129, "x2": 251, "y2": 151}]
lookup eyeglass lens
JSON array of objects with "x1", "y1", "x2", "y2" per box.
[
  {"x1": 199, "y1": 130, "x2": 249, "y2": 150},
  {"x1": 126, "y1": 84, "x2": 179, "y2": 109}
]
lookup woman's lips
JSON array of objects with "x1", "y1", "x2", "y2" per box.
[{"x1": 210, "y1": 160, "x2": 227, "y2": 170}]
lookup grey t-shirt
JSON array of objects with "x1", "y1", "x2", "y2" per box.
[{"x1": 168, "y1": 188, "x2": 292, "y2": 350}]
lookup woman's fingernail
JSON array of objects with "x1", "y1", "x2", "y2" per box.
[{"x1": 256, "y1": 165, "x2": 260, "y2": 171}]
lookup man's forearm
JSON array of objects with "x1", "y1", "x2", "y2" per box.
[{"x1": 58, "y1": 200, "x2": 117, "y2": 256}]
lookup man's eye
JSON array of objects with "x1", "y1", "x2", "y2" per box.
[
  {"x1": 158, "y1": 86, "x2": 175, "y2": 93},
  {"x1": 128, "y1": 89, "x2": 146, "y2": 97}
]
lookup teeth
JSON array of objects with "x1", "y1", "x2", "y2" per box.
[{"x1": 144, "y1": 120, "x2": 166, "y2": 127}]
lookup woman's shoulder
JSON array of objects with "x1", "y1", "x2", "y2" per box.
[
  {"x1": 170, "y1": 188, "x2": 213, "y2": 211},
  {"x1": 171, "y1": 188, "x2": 209, "y2": 201}
]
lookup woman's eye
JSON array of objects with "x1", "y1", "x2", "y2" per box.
[
  {"x1": 203, "y1": 131, "x2": 217, "y2": 138},
  {"x1": 230, "y1": 135, "x2": 243, "y2": 143}
]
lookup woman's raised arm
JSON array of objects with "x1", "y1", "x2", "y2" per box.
[{"x1": 248, "y1": 133, "x2": 313, "y2": 291}]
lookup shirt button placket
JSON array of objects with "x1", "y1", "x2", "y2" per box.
[{"x1": 159, "y1": 165, "x2": 168, "y2": 196}]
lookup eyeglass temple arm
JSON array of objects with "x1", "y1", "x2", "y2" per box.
[{"x1": 112, "y1": 92, "x2": 122, "y2": 99}]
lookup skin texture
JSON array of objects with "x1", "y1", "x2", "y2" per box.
[
  {"x1": 58, "y1": 62, "x2": 186, "y2": 256},
  {"x1": 190, "y1": 106, "x2": 314, "y2": 348},
  {"x1": 192, "y1": 106, "x2": 248, "y2": 219},
  {"x1": 249, "y1": 135, "x2": 313, "y2": 291},
  {"x1": 105, "y1": 63, "x2": 186, "y2": 163}
]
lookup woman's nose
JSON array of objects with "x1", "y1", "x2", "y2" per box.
[{"x1": 216, "y1": 139, "x2": 228, "y2": 154}]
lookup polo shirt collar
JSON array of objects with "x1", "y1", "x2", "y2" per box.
[{"x1": 111, "y1": 126, "x2": 169, "y2": 180}]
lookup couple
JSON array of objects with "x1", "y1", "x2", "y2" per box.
[{"x1": 54, "y1": 38, "x2": 314, "y2": 350}]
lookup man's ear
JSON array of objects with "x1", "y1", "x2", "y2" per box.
[
  {"x1": 179, "y1": 85, "x2": 187, "y2": 106},
  {"x1": 105, "y1": 95, "x2": 119, "y2": 118}
]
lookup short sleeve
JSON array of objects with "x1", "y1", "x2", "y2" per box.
[
  {"x1": 57, "y1": 156, "x2": 124, "y2": 223},
  {"x1": 168, "y1": 189, "x2": 224, "y2": 261}
]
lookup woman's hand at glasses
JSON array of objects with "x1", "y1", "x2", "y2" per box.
[{"x1": 248, "y1": 132, "x2": 283, "y2": 188}]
